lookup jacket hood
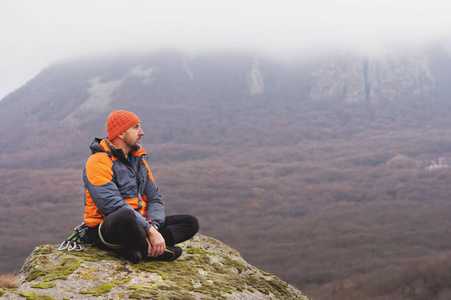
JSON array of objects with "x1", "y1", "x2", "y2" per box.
[{"x1": 89, "y1": 138, "x2": 108, "y2": 154}]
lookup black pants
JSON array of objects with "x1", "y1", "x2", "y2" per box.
[{"x1": 87, "y1": 207, "x2": 199, "y2": 257}]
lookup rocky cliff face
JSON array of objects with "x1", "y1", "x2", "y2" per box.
[
  {"x1": 0, "y1": 234, "x2": 310, "y2": 299},
  {"x1": 309, "y1": 51, "x2": 436, "y2": 104}
]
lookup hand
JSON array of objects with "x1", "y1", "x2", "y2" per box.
[{"x1": 146, "y1": 226, "x2": 166, "y2": 257}]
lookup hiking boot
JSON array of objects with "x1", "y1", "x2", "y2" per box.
[
  {"x1": 147, "y1": 246, "x2": 182, "y2": 262},
  {"x1": 120, "y1": 250, "x2": 142, "y2": 264}
]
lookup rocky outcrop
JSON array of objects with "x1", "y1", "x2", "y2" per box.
[
  {"x1": 1, "y1": 234, "x2": 310, "y2": 299},
  {"x1": 247, "y1": 56, "x2": 264, "y2": 96},
  {"x1": 309, "y1": 51, "x2": 435, "y2": 104}
]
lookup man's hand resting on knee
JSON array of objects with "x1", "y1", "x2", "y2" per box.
[{"x1": 146, "y1": 226, "x2": 166, "y2": 257}]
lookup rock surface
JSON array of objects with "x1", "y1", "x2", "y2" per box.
[
  {"x1": 1, "y1": 234, "x2": 310, "y2": 299},
  {"x1": 309, "y1": 51, "x2": 435, "y2": 104}
]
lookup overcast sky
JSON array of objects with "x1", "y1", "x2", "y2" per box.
[{"x1": 1, "y1": 0, "x2": 451, "y2": 100}]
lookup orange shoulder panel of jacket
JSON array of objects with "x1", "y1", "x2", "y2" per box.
[
  {"x1": 86, "y1": 152, "x2": 115, "y2": 186},
  {"x1": 99, "y1": 139, "x2": 112, "y2": 151},
  {"x1": 142, "y1": 159, "x2": 155, "y2": 182}
]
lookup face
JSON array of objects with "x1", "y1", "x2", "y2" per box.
[{"x1": 122, "y1": 123, "x2": 144, "y2": 152}]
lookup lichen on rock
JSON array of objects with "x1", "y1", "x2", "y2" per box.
[{"x1": 2, "y1": 234, "x2": 310, "y2": 299}]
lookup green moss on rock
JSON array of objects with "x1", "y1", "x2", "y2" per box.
[
  {"x1": 245, "y1": 273, "x2": 289, "y2": 296},
  {"x1": 31, "y1": 282, "x2": 56, "y2": 289},
  {"x1": 44, "y1": 257, "x2": 82, "y2": 281},
  {"x1": 186, "y1": 245, "x2": 206, "y2": 254},
  {"x1": 128, "y1": 283, "x2": 193, "y2": 299},
  {"x1": 132, "y1": 246, "x2": 253, "y2": 298},
  {"x1": 18, "y1": 292, "x2": 57, "y2": 300},
  {"x1": 67, "y1": 244, "x2": 117, "y2": 261},
  {"x1": 118, "y1": 277, "x2": 131, "y2": 284},
  {"x1": 36, "y1": 246, "x2": 53, "y2": 256},
  {"x1": 191, "y1": 282, "x2": 234, "y2": 299},
  {"x1": 26, "y1": 269, "x2": 47, "y2": 282},
  {"x1": 79, "y1": 280, "x2": 117, "y2": 296},
  {"x1": 25, "y1": 257, "x2": 82, "y2": 282}
]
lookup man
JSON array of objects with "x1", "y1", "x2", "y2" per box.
[{"x1": 83, "y1": 110, "x2": 199, "y2": 263}]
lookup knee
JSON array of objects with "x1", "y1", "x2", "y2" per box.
[
  {"x1": 188, "y1": 215, "x2": 200, "y2": 235},
  {"x1": 110, "y1": 207, "x2": 137, "y2": 225},
  {"x1": 116, "y1": 207, "x2": 135, "y2": 217}
]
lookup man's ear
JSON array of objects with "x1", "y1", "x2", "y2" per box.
[{"x1": 118, "y1": 133, "x2": 125, "y2": 139}]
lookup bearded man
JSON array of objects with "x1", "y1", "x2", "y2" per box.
[{"x1": 83, "y1": 110, "x2": 199, "y2": 263}]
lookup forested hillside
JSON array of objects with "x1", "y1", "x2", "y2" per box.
[{"x1": 2, "y1": 47, "x2": 451, "y2": 299}]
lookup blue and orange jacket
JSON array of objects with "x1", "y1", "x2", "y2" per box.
[{"x1": 83, "y1": 138, "x2": 164, "y2": 232}]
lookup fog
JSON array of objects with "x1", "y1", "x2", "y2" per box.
[{"x1": 1, "y1": 0, "x2": 451, "y2": 100}]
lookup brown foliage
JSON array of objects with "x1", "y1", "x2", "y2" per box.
[{"x1": 0, "y1": 273, "x2": 19, "y2": 289}]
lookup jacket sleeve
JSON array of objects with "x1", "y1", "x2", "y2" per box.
[
  {"x1": 84, "y1": 153, "x2": 147, "y2": 226},
  {"x1": 142, "y1": 161, "x2": 165, "y2": 229}
]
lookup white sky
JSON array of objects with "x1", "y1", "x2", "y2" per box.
[{"x1": 1, "y1": 0, "x2": 451, "y2": 100}]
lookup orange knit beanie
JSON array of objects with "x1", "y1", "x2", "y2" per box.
[{"x1": 106, "y1": 110, "x2": 141, "y2": 141}]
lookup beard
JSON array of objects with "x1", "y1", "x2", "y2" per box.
[
  {"x1": 124, "y1": 138, "x2": 141, "y2": 152},
  {"x1": 130, "y1": 144, "x2": 141, "y2": 152}
]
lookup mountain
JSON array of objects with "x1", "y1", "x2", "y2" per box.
[
  {"x1": 1, "y1": 234, "x2": 310, "y2": 299},
  {"x1": 2, "y1": 46, "x2": 451, "y2": 299},
  {"x1": 1, "y1": 46, "x2": 451, "y2": 169}
]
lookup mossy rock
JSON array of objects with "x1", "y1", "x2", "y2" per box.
[{"x1": 1, "y1": 234, "x2": 310, "y2": 299}]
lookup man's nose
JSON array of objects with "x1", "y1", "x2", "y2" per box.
[{"x1": 139, "y1": 128, "x2": 144, "y2": 136}]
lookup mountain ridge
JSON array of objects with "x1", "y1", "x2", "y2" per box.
[{"x1": 1, "y1": 46, "x2": 451, "y2": 169}]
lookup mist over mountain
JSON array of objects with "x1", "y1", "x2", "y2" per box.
[
  {"x1": 2, "y1": 45, "x2": 451, "y2": 299},
  {"x1": 0, "y1": 44, "x2": 450, "y2": 169}
]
